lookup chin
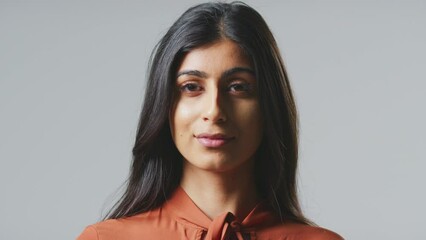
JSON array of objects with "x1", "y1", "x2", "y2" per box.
[{"x1": 185, "y1": 155, "x2": 252, "y2": 173}]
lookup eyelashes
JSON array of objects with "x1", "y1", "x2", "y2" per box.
[
  {"x1": 228, "y1": 82, "x2": 253, "y2": 93},
  {"x1": 178, "y1": 81, "x2": 255, "y2": 96},
  {"x1": 180, "y1": 82, "x2": 203, "y2": 92}
]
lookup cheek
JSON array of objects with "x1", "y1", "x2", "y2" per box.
[
  {"x1": 238, "y1": 102, "x2": 263, "y2": 144},
  {"x1": 236, "y1": 101, "x2": 262, "y2": 126},
  {"x1": 171, "y1": 101, "x2": 198, "y2": 136}
]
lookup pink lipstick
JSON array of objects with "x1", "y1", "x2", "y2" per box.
[{"x1": 195, "y1": 133, "x2": 234, "y2": 148}]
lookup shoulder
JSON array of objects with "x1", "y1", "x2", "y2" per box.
[
  {"x1": 76, "y1": 208, "x2": 168, "y2": 240},
  {"x1": 258, "y1": 222, "x2": 343, "y2": 240},
  {"x1": 292, "y1": 224, "x2": 343, "y2": 240}
]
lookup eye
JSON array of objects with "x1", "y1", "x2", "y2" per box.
[
  {"x1": 179, "y1": 82, "x2": 203, "y2": 93},
  {"x1": 228, "y1": 82, "x2": 252, "y2": 93}
]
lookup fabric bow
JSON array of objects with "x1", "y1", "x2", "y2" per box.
[{"x1": 204, "y1": 212, "x2": 250, "y2": 240}]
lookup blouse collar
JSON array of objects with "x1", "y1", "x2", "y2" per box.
[{"x1": 163, "y1": 187, "x2": 278, "y2": 231}]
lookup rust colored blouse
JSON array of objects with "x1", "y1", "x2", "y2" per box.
[{"x1": 77, "y1": 187, "x2": 343, "y2": 240}]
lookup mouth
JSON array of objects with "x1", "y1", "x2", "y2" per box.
[{"x1": 195, "y1": 133, "x2": 235, "y2": 148}]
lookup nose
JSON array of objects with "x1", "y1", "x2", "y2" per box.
[{"x1": 202, "y1": 86, "x2": 227, "y2": 123}]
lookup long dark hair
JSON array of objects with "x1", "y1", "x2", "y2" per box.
[{"x1": 106, "y1": 1, "x2": 310, "y2": 224}]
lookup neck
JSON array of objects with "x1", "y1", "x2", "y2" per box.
[{"x1": 180, "y1": 160, "x2": 259, "y2": 221}]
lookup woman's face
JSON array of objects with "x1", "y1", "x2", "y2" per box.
[{"x1": 170, "y1": 40, "x2": 263, "y2": 173}]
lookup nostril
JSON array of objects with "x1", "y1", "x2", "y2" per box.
[{"x1": 202, "y1": 109, "x2": 227, "y2": 123}]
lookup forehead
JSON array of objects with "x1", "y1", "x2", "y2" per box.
[{"x1": 178, "y1": 40, "x2": 252, "y2": 72}]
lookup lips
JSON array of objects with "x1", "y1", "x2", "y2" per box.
[{"x1": 195, "y1": 133, "x2": 234, "y2": 148}]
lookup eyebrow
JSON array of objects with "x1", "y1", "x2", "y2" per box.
[
  {"x1": 176, "y1": 70, "x2": 208, "y2": 79},
  {"x1": 176, "y1": 67, "x2": 255, "y2": 80},
  {"x1": 222, "y1": 67, "x2": 255, "y2": 79}
]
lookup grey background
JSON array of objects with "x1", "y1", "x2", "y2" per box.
[{"x1": 1, "y1": 0, "x2": 425, "y2": 239}]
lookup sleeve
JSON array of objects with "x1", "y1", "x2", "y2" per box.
[
  {"x1": 76, "y1": 226, "x2": 99, "y2": 240},
  {"x1": 296, "y1": 226, "x2": 344, "y2": 240},
  {"x1": 310, "y1": 229, "x2": 344, "y2": 240}
]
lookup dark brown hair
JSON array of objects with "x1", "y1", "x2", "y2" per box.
[{"x1": 106, "y1": 1, "x2": 310, "y2": 225}]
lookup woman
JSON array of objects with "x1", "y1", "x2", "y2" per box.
[{"x1": 78, "y1": 2, "x2": 343, "y2": 240}]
